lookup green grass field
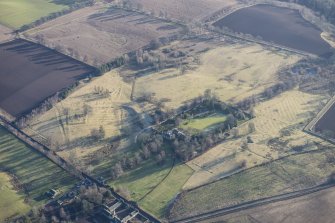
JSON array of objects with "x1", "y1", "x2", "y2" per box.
[
  {"x1": 0, "y1": 0, "x2": 68, "y2": 29},
  {"x1": 169, "y1": 148, "x2": 335, "y2": 220},
  {"x1": 139, "y1": 164, "x2": 193, "y2": 218},
  {"x1": 110, "y1": 158, "x2": 175, "y2": 202},
  {"x1": 180, "y1": 114, "x2": 227, "y2": 131},
  {"x1": 0, "y1": 127, "x2": 78, "y2": 207},
  {"x1": 0, "y1": 172, "x2": 30, "y2": 221},
  {"x1": 110, "y1": 154, "x2": 193, "y2": 219}
]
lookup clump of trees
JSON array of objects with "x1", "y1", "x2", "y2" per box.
[
  {"x1": 17, "y1": 80, "x2": 83, "y2": 129},
  {"x1": 93, "y1": 86, "x2": 110, "y2": 97},
  {"x1": 137, "y1": 90, "x2": 250, "y2": 162},
  {"x1": 98, "y1": 56, "x2": 127, "y2": 73},
  {"x1": 171, "y1": 119, "x2": 238, "y2": 161},
  {"x1": 17, "y1": 183, "x2": 111, "y2": 222},
  {"x1": 237, "y1": 77, "x2": 297, "y2": 111},
  {"x1": 170, "y1": 91, "x2": 251, "y2": 161},
  {"x1": 17, "y1": 93, "x2": 60, "y2": 128},
  {"x1": 110, "y1": 132, "x2": 167, "y2": 180},
  {"x1": 91, "y1": 126, "x2": 105, "y2": 140}
]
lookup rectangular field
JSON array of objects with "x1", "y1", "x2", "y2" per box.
[
  {"x1": 134, "y1": 42, "x2": 300, "y2": 109},
  {"x1": 26, "y1": 6, "x2": 182, "y2": 65},
  {"x1": 0, "y1": 0, "x2": 68, "y2": 29},
  {"x1": 169, "y1": 147, "x2": 335, "y2": 221},
  {"x1": 184, "y1": 90, "x2": 327, "y2": 189},
  {"x1": 180, "y1": 114, "x2": 227, "y2": 131},
  {"x1": 213, "y1": 4, "x2": 333, "y2": 57},
  {"x1": 0, "y1": 126, "x2": 78, "y2": 207},
  {"x1": 0, "y1": 39, "x2": 97, "y2": 117}
]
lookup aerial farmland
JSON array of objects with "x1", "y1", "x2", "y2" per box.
[
  {"x1": 25, "y1": 5, "x2": 183, "y2": 65},
  {"x1": 1, "y1": 0, "x2": 335, "y2": 223},
  {"x1": 0, "y1": 38, "x2": 97, "y2": 117}
]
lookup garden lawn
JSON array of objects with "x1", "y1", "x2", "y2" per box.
[{"x1": 180, "y1": 114, "x2": 227, "y2": 131}]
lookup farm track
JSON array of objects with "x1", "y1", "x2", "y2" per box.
[
  {"x1": 138, "y1": 155, "x2": 176, "y2": 202},
  {"x1": 171, "y1": 182, "x2": 335, "y2": 223}
]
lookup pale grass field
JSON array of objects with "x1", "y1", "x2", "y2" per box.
[
  {"x1": 200, "y1": 186, "x2": 335, "y2": 223},
  {"x1": 26, "y1": 71, "x2": 133, "y2": 159},
  {"x1": 135, "y1": 43, "x2": 300, "y2": 110},
  {"x1": 184, "y1": 90, "x2": 329, "y2": 188}
]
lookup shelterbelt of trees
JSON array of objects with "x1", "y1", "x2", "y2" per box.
[{"x1": 280, "y1": 0, "x2": 335, "y2": 24}]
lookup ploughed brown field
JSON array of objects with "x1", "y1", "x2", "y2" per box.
[
  {"x1": 314, "y1": 103, "x2": 335, "y2": 136},
  {"x1": 213, "y1": 4, "x2": 333, "y2": 57},
  {"x1": 26, "y1": 6, "x2": 182, "y2": 65},
  {"x1": 0, "y1": 39, "x2": 97, "y2": 117}
]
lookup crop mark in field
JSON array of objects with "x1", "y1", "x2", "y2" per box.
[
  {"x1": 248, "y1": 215, "x2": 263, "y2": 223},
  {"x1": 245, "y1": 148, "x2": 269, "y2": 160}
]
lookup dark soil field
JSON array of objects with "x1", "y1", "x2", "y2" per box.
[
  {"x1": 0, "y1": 39, "x2": 97, "y2": 117},
  {"x1": 314, "y1": 103, "x2": 335, "y2": 136},
  {"x1": 213, "y1": 4, "x2": 333, "y2": 57}
]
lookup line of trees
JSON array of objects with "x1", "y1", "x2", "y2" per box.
[
  {"x1": 18, "y1": 0, "x2": 95, "y2": 31},
  {"x1": 90, "y1": 126, "x2": 105, "y2": 140},
  {"x1": 237, "y1": 78, "x2": 297, "y2": 111},
  {"x1": 279, "y1": 0, "x2": 335, "y2": 25},
  {"x1": 171, "y1": 119, "x2": 240, "y2": 162},
  {"x1": 98, "y1": 56, "x2": 127, "y2": 73},
  {"x1": 110, "y1": 133, "x2": 167, "y2": 180},
  {"x1": 17, "y1": 81, "x2": 81, "y2": 128}
]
